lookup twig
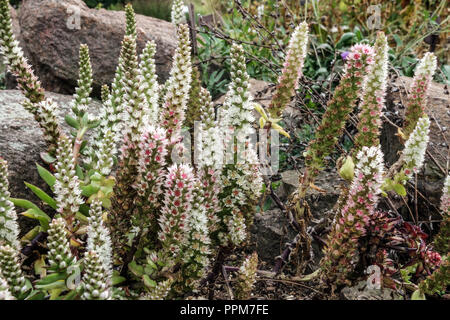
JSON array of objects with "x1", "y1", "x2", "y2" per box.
[
  {"x1": 414, "y1": 172, "x2": 419, "y2": 225},
  {"x1": 222, "y1": 265, "x2": 234, "y2": 300},
  {"x1": 188, "y1": 3, "x2": 198, "y2": 57},
  {"x1": 273, "y1": 234, "x2": 300, "y2": 274},
  {"x1": 259, "y1": 277, "x2": 325, "y2": 297}
]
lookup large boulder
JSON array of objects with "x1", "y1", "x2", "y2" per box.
[
  {"x1": 8, "y1": 0, "x2": 176, "y2": 95},
  {"x1": 0, "y1": 89, "x2": 101, "y2": 232}
]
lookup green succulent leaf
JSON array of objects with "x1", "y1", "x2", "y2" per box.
[
  {"x1": 24, "y1": 182, "x2": 57, "y2": 209},
  {"x1": 35, "y1": 272, "x2": 68, "y2": 287},
  {"x1": 128, "y1": 261, "x2": 144, "y2": 277},
  {"x1": 36, "y1": 163, "x2": 56, "y2": 188},
  {"x1": 24, "y1": 290, "x2": 47, "y2": 300},
  {"x1": 12, "y1": 198, "x2": 51, "y2": 230},
  {"x1": 40, "y1": 152, "x2": 57, "y2": 164},
  {"x1": 393, "y1": 183, "x2": 407, "y2": 197},
  {"x1": 75, "y1": 211, "x2": 89, "y2": 223},
  {"x1": 21, "y1": 208, "x2": 51, "y2": 230},
  {"x1": 35, "y1": 279, "x2": 66, "y2": 291},
  {"x1": 143, "y1": 275, "x2": 157, "y2": 289},
  {"x1": 65, "y1": 115, "x2": 80, "y2": 129},
  {"x1": 112, "y1": 274, "x2": 126, "y2": 286},
  {"x1": 81, "y1": 184, "x2": 100, "y2": 197},
  {"x1": 336, "y1": 32, "x2": 355, "y2": 48}
]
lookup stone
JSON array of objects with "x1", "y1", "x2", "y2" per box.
[
  {"x1": 0, "y1": 89, "x2": 101, "y2": 232},
  {"x1": 250, "y1": 208, "x2": 297, "y2": 263},
  {"x1": 276, "y1": 169, "x2": 344, "y2": 210},
  {"x1": 340, "y1": 280, "x2": 404, "y2": 300},
  {"x1": 251, "y1": 169, "x2": 343, "y2": 263},
  {"x1": 11, "y1": 0, "x2": 177, "y2": 95}
]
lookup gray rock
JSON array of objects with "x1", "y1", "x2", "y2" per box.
[
  {"x1": 0, "y1": 89, "x2": 101, "y2": 232},
  {"x1": 11, "y1": 0, "x2": 176, "y2": 95},
  {"x1": 251, "y1": 170, "x2": 343, "y2": 263},
  {"x1": 276, "y1": 169, "x2": 344, "y2": 215},
  {"x1": 250, "y1": 209, "x2": 297, "y2": 262},
  {"x1": 340, "y1": 280, "x2": 404, "y2": 300}
]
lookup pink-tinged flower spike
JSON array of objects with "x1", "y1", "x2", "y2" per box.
[
  {"x1": 81, "y1": 251, "x2": 112, "y2": 300},
  {"x1": 0, "y1": 158, "x2": 20, "y2": 250},
  {"x1": 139, "y1": 41, "x2": 159, "y2": 124},
  {"x1": 302, "y1": 44, "x2": 375, "y2": 182},
  {"x1": 0, "y1": 0, "x2": 44, "y2": 104},
  {"x1": 354, "y1": 32, "x2": 388, "y2": 151},
  {"x1": 46, "y1": 218, "x2": 76, "y2": 272},
  {"x1": 160, "y1": 24, "x2": 192, "y2": 143},
  {"x1": 71, "y1": 44, "x2": 93, "y2": 119},
  {"x1": 86, "y1": 199, "x2": 113, "y2": 280},
  {"x1": 0, "y1": 275, "x2": 14, "y2": 300},
  {"x1": 133, "y1": 125, "x2": 169, "y2": 229},
  {"x1": 419, "y1": 254, "x2": 449, "y2": 296},
  {"x1": 401, "y1": 116, "x2": 430, "y2": 180},
  {"x1": 171, "y1": 0, "x2": 186, "y2": 25},
  {"x1": 53, "y1": 135, "x2": 83, "y2": 220},
  {"x1": 0, "y1": 245, "x2": 27, "y2": 298},
  {"x1": 235, "y1": 252, "x2": 258, "y2": 300},
  {"x1": 267, "y1": 22, "x2": 309, "y2": 119},
  {"x1": 321, "y1": 146, "x2": 385, "y2": 286},
  {"x1": 180, "y1": 185, "x2": 211, "y2": 290},
  {"x1": 434, "y1": 175, "x2": 450, "y2": 254},
  {"x1": 158, "y1": 164, "x2": 195, "y2": 256},
  {"x1": 403, "y1": 52, "x2": 437, "y2": 139}
]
